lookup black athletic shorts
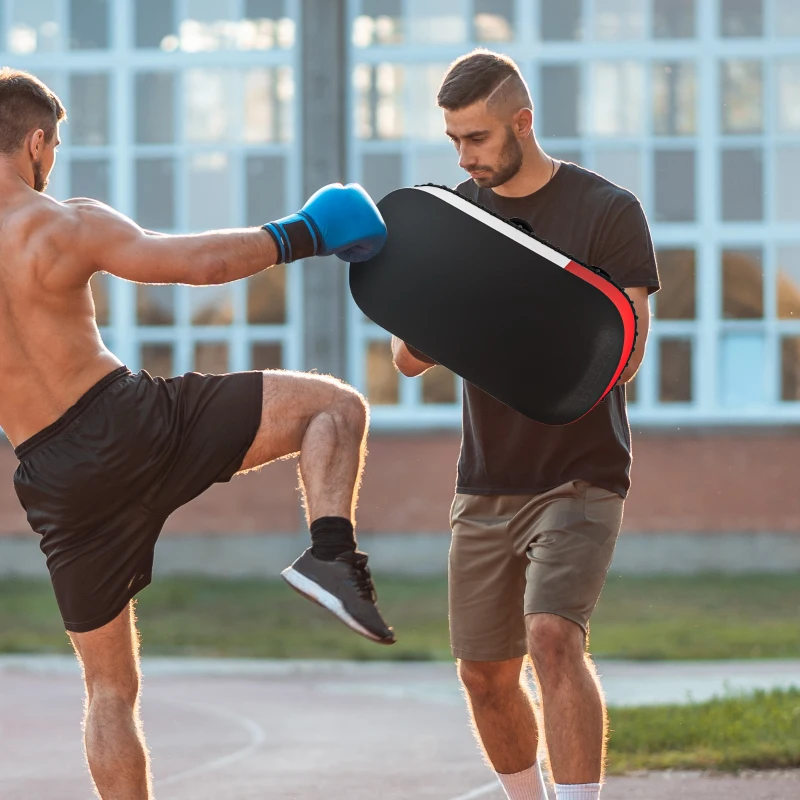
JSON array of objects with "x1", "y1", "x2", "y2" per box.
[{"x1": 13, "y1": 366, "x2": 264, "y2": 633}]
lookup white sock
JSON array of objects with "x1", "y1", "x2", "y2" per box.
[
  {"x1": 554, "y1": 783, "x2": 601, "y2": 799},
  {"x1": 496, "y1": 762, "x2": 549, "y2": 800}
]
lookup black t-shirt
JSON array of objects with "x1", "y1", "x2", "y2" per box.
[{"x1": 455, "y1": 162, "x2": 660, "y2": 499}]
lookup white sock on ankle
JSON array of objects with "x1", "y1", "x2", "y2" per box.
[
  {"x1": 496, "y1": 762, "x2": 549, "y2": 800},
  {"x1": 554, "y1": 783, "x2": 601, "y2": 799}
]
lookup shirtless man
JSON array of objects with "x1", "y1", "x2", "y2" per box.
[{"x1": 1, "y1": 68, "x2": 394, "y2": 800}]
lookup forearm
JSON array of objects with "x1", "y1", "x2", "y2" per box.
[{"x1": 151, "y1": 227, "x2": 279, "y2": 285}]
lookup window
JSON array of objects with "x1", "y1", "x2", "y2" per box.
[
  {"x1": 187, "y1": 153, "x2": 233, "y2": 232},
  {"x1": 141, "y1": 344, "x2": 174, "y2": 377},
  {"x1": 366, "y1": 340, "x2": 399, "y2": 404},
  {"x1": 353, "y1": 64, "x2": 406, "y2": 140},
  {"x1": 781, "y1": 338, "x2": 800, "y2": 400},
  {"x1": 721, "y1": 60, "x2": 763, "y2": 134},
  {"x1": 8, "y1": 0, "x2": 59, "y2": 53},
  {"x1": 361, "y1": 153, "x2": 403, "y2": 203},
  {"x1": 422, "y1": 367, "x2": 458, "y2": 404},
  {"x1": 474, "y1": 0, "x2": 513, "y2": 42},
  {"x1": 540, "y1": 65, "x2": 581, "y2": 138},
  {"x1": 720, "y1": 332, "x2": 766, "y2": 406},
  {"x1": 135, "y1": 159, "x2": 176, "y2": 231},
  {"x1": 69, "y1": 0, "x2": 108, "y2": 49},
  {"x1": 722, "y1": 248, "x2": 764, "y2": 320},
  {"x1": 135, "y1": 73, "x2": 175, "y2": 144},
  {"x1": 594, "y1": 148, "x2": 642, "y2": 198},
  {"x1": 248, "y1": 267, "x2": 287, "y2": 324},
  {"x1": 594, "y1": 0, "x2": 645, "y2": 40},
  {"x1": 251, "y1": 342, "x2": 283, "y2": 370},
  {"x1": 653, "y1": 149, "x2": 696, "y2": 222},
  {"x1": 185, "y1": 69, "x2": 238, "y2": 143},
  {"x1": 353, "y1": 0, "x2": 403, "y2": 47},
  {"x1": 777, "y1": 246, "x2": 800, "y2": 321},
  {"x1": 775, "y1": 0, "x2": 800, "y2": 37},
  {"x1": 590, "y1": 62, "x2": 644, "y2": 136},
  {"x1": 194, "y1": 342, "x2": 229, "y2": 374},
  {"x1": 653, "y1": 0, "x2": 694, "y2": 38},
  {"x1": 653, "y1": 62, "x2": 696, "y2": 136},
  {"x1": 655, "y1": 249, "x2": 696, "y2": 320},
  {"x1": 777, "y1": 61, "x2": 800, "y2": 134},
  {"x1": 244, "y1": 67, "x2": 294, "y2": 143},
  {"x1": 91, "y1": 273, "x2": 110, "y2": 326},
  {"x1": 137, "y1": 286, "x2": 175, "y2": 326},
  {"x1": 721, "y1": 149, "x2": 763, "y2": 222},
  {"x1": 246, "y1": 155, "x2": 287, "y2": 226},
  {"x1": 71, "y1": 159, "x2": 110, "y2": 203},
  {"x1": 135, "y1": 0, "x2": 175, "y2": 48},
  {"x1": 190, "y1": 286, "x2": 234, "y2": 326},
  {"x1": 659, "y1": 339, "x2": 693, "y2": 403},
  {"x1": 69, "y1": 73, "x2": 110, "y2": 146},
  {"x1": 775, "y1": 147, "x2": 800, "y2": 222},
  {"x1": 412, "y1": 149, "x2": 463, "y2": 187},
  {"x1": 540, "y1": 0, "x2": 582, "y2": 41},
  {"x1": 406, "y1": 0, "x2": 466, "y2": 44},
  {"x1": 720, "y1": 0, "x2": 763, "y2": 38},
  {"x1": 407, "y1": 64, "x2": 449, "y2": 141},
  {"x1": 175, "y1": 0, "x2": 294, "y2": 52}
]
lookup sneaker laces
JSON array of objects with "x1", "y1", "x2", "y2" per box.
[{"x1": 336, "y1": 551, "x2": 377, "y2": 601}]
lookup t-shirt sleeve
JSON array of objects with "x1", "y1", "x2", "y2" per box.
[{"x1": 597, "y1": 200, "x2": 660, "y2": 294}]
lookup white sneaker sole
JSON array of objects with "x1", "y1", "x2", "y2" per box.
[{"x1": 281, "y1": 566, "x2": 388, "y2": 643}]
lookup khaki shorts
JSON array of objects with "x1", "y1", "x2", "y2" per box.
[{"x1": 448, "y1": 480, "x2": 624, "y2": 662}]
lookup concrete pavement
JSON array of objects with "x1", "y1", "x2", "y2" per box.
[{"x1": 0, "y1": 657, "x2": 798, "y2": 800}]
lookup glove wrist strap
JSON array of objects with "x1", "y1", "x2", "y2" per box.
[{"x1": 262, "y1": 213, "x2": 318, "y2": 263}]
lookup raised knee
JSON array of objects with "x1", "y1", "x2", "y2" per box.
[
  {"x1": 458, "y1": 659, "x2": 521, "y2": 704},
  {"x1": 527, "y1": 614, "x2": 583, "y2": 677},
  {"x1": 333, "y1": 385, "x2": 368, "y2": 434}
]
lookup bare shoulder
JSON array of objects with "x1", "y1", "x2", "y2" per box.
[
  {"x1": 61, "y1": 196, "x2": 131, "y2": 228},
  {"x1": 0, "y1": 194, "x2": 78, "y2": 256},
  {"x1": 1, "y1": 197, "x2": 127, "y2": 288}
]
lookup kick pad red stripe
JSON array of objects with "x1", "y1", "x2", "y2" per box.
[{"x1": 564, "y1": 261, "x2": 636, "y2": 405}]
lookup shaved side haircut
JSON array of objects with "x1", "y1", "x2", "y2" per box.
[
  {"x1": 437, "y1": 49, "x2": 531, "y2": 115},
  {"x1": 0, "y1": 68, "x2": 66, "y2": 156}
]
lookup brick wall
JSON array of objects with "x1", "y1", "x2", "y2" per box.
[{"x1": 1, "y1": 428, "x2": 799, "y2": 539}]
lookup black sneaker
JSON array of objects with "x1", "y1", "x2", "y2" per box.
[{"x1": 281, "y1": 549, "x2": 396, "y2": 645}]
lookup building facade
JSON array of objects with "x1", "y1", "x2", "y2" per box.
[{"x1": 1, "y1": 0, "x2": 800, "y2": 573}]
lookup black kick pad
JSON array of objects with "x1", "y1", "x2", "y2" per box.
[{"x1": 349, "y1": 185, "x2": 636, "y2": 425}]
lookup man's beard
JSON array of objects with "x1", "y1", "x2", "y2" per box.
[
  {"x1": 33, "y1": 157, "x2": 48, "y2": 193},
  {"x1": 471, "y1": 127, "x2": 524, "y2": 189}
]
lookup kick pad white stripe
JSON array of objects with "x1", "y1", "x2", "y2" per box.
[{"x1": 415, "y1": 185, "x2": 570, "y2": 269}]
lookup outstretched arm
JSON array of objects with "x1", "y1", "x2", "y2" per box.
[
  {"x1": 60, "y1": 183, "x2": 385, "y2": 287},
  {"x1": 64, "y1": 199, "x2": 278, "y2": 286}
]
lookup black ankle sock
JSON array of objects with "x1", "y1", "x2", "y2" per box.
[{"x1": 310, "y1": 516, "x2": 357, "y2": 561}]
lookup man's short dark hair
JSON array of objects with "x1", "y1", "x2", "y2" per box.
[
  {"x1": 0, "y1": 68, "x2": 66, "y2": 155},
  {"x1": 437, "y1": 49, "x2": 530, "y2": 112}
]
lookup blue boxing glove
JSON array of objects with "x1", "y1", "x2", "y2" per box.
[{"x1": 262, "y1": 183, "x2": 387, "y2": 264}]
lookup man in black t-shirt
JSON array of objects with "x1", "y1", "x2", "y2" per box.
[{"x1": 393, "y1": 51, "x2": 659, "y2": 800}]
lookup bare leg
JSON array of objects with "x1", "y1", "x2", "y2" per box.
[
  {"x1": 69, "y1": 603, "x2": 151, "y2": 800},
  {"x1": 458, "y1": 657, "x2": 540, "y2": 774},
  {"x1": 527, "y1": 613, "x2": 607, "y2": 785},
  {"x1": 239, "y1": 370, "x2": 393, "y2": 642},
  {"x1": 238, "y1": 371, "x2": 368, "y2": 523}
]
